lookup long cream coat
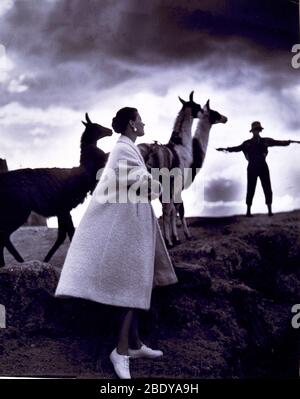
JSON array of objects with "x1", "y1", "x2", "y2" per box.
[{"x1": 55, "y1": 134, "x2": 178, "y2": 310}]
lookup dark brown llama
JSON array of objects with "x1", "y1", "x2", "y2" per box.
[{"x1": 0, "y1": 113, "x2": 112, "y2": 267}]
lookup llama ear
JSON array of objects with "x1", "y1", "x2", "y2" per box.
[
  {"x1": 178, "y1": 96, "x2": 185, "y2": 105},
  {"x1": 85, "y1": 112, "x2": 92, "y2": 124},
  {"x1": 82, "y1": 121, "x2": 88, "y2": 126},
  {"x1": 189, "y1": 91, "x2": 194, "y2": 102},
  {"x1": 205, "y1": 99, "x2": 210, "y2": 110}
]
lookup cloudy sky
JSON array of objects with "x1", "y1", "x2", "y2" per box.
[{"x1": 0, "y1": 0, "x2": 299, "y2": 226}]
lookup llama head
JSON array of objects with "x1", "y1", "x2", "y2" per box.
[
  {"x1": 178, "y1": 91, "x2": 201, "y2": 118},
  {"x1": 201, "y1": 100, "x2": 228, "y2": 125},
  {"x1": 81, "y1": 113, "x2": 113, "y2": 140}
]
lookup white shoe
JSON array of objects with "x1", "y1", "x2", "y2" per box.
[
  {"x1": 128, "y1": 343, "x2": 163, "y2": 359},
  {"x1": 109, "y1": 348, "x2": 131, "y2": 379}
]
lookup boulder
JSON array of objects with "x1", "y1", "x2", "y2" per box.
[{"x1": 0, "y1": 211, "x2": 299, "y2": 378}]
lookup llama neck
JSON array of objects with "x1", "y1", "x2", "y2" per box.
[
  {"x1": 79, "y1": 141, "x2": 107, "y2": 175},
  {"x1": 183, "y1": 116, "x2": 213, "y2": 190},
  {"x1": 169, "y1": 109, "x2": 193, "y2": 148},
  {"x1": 193, "y1": 116, "x2": 212, "y2": 161}
]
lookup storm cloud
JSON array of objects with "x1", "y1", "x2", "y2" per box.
[
  {"x1": 0, "y1": 0, "x2": 298, "y2": 108},
  {"x1": 0, "y1": 0, "x2": 299, "y2": 223}
]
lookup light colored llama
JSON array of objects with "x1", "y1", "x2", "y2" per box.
[
  {"x1": 174, "y1": 99, "x2": 228, "y2": 240},
  {"x1": 140, "y1": 91, "x2": 201, "y2": 247}
]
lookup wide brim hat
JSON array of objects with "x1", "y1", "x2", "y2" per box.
[{"x1": 250, "y1": 121, "x2": 264, "y2": 132}]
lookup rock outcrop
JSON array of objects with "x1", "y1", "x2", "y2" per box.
[{"x1": 0, "y1": 211, "x2": 299, "y2": 378}]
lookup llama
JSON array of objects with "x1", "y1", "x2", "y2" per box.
[
  {"x1": 145, "y1": 142, "x2": 179, "y2": 247},
  {"x1": 0, "y1": 113, "x2": 112, "y2": 267},
  {"x1": 0, "y1": 159, "x2": 8, "y2": 173},
  {"x1": 137, "y1": 143, "x2": 154, "y2": 164},
  {"x1": 138, "y1": 91, "x2": 201, "y2": 248},
  {"x1": 0, "y1": 158, "x2": 47, "y2": 226},
  {"x1": 141, "y1": 99, "x2": 228, "y2": 246},
  {"x1": 174, "y1": 99, "x2": 228, "y2": 240}
]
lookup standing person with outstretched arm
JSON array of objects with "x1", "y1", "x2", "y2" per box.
[{"x1": 217, "y1": 121, "x2": 300, "y2": 217}]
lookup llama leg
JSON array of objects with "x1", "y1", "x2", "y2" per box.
[
  {"x1": 0, "y1": 235, "x2": 5, "y2": 267},
  {"x1": 171, "y1": 203, "x2": 180, "y2": 245},
  {"x1": 174, "y1": 193, "x2": 184, "y2": 242},
  {"x1": 43, "y1": 214, "x2": 68, "y2": 262},
  {"x1": 3, "y1": 235, "x2": 24, "y2": 263},
  {"x1": 65, "y1": 213, "x2": 75, "y2": 240},
  {"x1": 176, "y1": 214, "x2": 182, "y2": 227},
  {"x1": 0, "y1": 205, "x2": 30, "y2": 264},
  {"x1": 162, "y1": 203, "x2": 173, "y2": 248},
  {"x1": 178, "y1": 202, "x2": 192, "y2": 240},
  {"x1": 0, "y1": 252, "x2": 4, "y2": 268}
]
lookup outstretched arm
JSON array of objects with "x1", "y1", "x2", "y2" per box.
[
  {"x1": 290, "y1": 140, "x2": 300, "y2": 144},
  {"x1": 216, "y1": 143, "x2": 244, "y2": 153},
  {"x1": 265, "y1": 138, "x2": 293, "y2": 147}
]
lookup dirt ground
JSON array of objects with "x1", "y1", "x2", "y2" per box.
[{"x1": 0, "y1": 211, "x2": 299, "y2": 378}]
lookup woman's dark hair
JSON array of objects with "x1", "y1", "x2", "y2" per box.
[{"x1": 112, "y1": 107, "x2": 138, "y2": 134}]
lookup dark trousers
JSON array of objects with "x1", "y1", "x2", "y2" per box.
[{"x1": 246, "y1": 162, "x2": 273, "y2": 206}]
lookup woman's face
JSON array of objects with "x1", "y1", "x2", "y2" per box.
[{"x1": 131, "y1": 112, "x2": 145, "y2": 137}]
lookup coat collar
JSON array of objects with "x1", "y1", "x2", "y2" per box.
[
  {"x1": 117, "y1": 134, "x2": 146, "y2": 165},
  {"x1": 117, "y1": 134, "x2": 136, "y2": 145}
]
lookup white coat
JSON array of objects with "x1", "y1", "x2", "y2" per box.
[{"x1": 55, "y1": 134, "x2": 178, "y2": 310}]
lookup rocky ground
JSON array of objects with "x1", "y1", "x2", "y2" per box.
[{"x1": 0, "y1": 210, "x2": 299, "y2": 378}]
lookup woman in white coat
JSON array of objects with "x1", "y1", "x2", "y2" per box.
[{"x1": 55, "y1": 107, "x2": 178, "y2": 379}]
